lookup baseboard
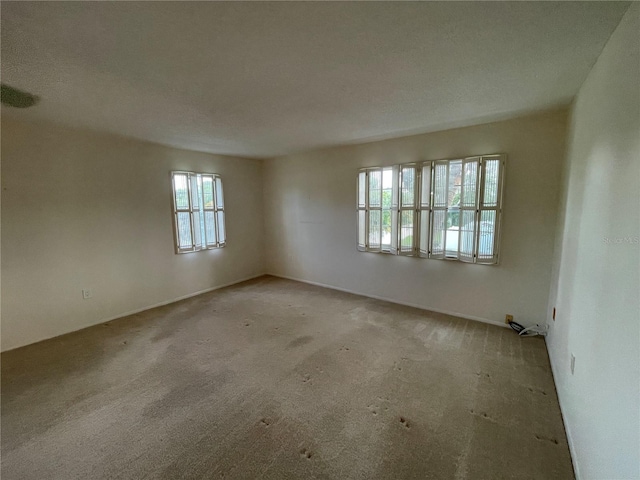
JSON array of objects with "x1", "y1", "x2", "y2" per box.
[
  {"x1": 547, "y1": 345, "x2": 581, "y2": 480},
  {"x1": 1, "y1": 273, "x2": 266, "y2": 353},
  {"x1": 268, "y1": 273, "x2": 509, "y2": 330},
  {"x1": 96, "y1": 272, "x2": 267, "y2": 322}
]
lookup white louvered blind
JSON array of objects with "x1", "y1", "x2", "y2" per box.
[
  {"x1": 444, "y1": 160, "x2": 462, "y2": 259},
  {"x1": 215, "y1": 176, "x2": 226, "y2": 246},
  {"x1": 459, "y1": 157, "x2": 480, "y2": 263},
  {"x1": 418, "y1": 162, "x2": 432, "y2": 258},
  {"x1": 399, "y1": 165, "x2": 417, "y2": 255},
  {"x1": 388, "y1": 165, "x2": 400, "y2": 254},
  {"x1": 430, "y1": 161, "x2": 448, "y2": 259},
  {"x1": 172, "y1": 172, "x2": 193, "y2": 253},
  {"x1": 356, "y1": 167, "x2": 399, "y2": 253},
  {"x1": 476, "y1": 155, "x2": 504, "y2": 264},
  {"x1": 357, "y1": 171, "x2": 367, "y2": 252},
  {"x1": 368, "y1": 169, "x2": 383, "y2": 252}
]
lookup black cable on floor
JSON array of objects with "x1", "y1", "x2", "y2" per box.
[{"x1": 508, "y1": 320, "x2": 526, "y2": 334}]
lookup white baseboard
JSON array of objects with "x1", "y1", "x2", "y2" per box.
[
  {"x1": 98, "y1": 273, "x2": 267, "y2": 322},
  {"x1": 2, "y1": 273, "x2": 266, "y2": 353},
  {"x1": 547, "y1": 347, "x2": 581, "y2": 480},
  {"x1": 268, "y1": 273, "x2": 510, "y2": 329}
]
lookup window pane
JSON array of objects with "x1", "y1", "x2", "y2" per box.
[
  {"x1": 215, "y1": 177, "x2": 224, "y2": 208},
  {"x1": 369, "y1": 170, "x2": 382, "y2": 207},
  {"x1": 461, "y1": 161, "x2": 478, "y2": 207},
  {"x1": 191, "y1": 175, "x2": 200, "y2": 209},
  {"x1": 205, "y1": 211, "x2": 216, "y2": 245},
  {"x1": 432, "y1": 210, "x2": 446, "y2": 255},
  {"x1": 483, "y1": 159, "x2": 500, "y2": 207},
  {"x1": 382, "y1": 169, "x2": 393, "y2": 209},
  {"x1": 217, "y1": 211, "x2": 226, "y2": 243},
  {"x1": 446, "y1": 209, "x2": 460, "y2": 228},
  {"x1": 379, "y1": 168, "x2": 393, "y2": 250},
  {"x1": 419, "y1": 210, "x2": 430, "y2": 253},
  {"x1": 400, "y1": 210, "x2": 414, "y2": 252},
  {"x1": 369, "y1": 210, "x2": 381, "y2": 248},
  {"x1": 173, "y1": 174, "x2": 189, "y2": 209},
  {"x1": 358, "y1": 172, "x2": 366, "y2": 208},
  {"x1": 478, "y1": 210, "x2": 496, "y2": 258},
  {"x1": 199, "y1": 210, "x2": 206, "y2": 246},
  {"x1": 401, "y1": 167, "x2": 415, "y2": 207},
  {"x1": 433, "y1": 163, "x2": 448, "y2": 207},
  {"x1": 177, "y1": 212, "x2": 192, "y2": 249},
  {"x1": 421, "y1": 164, "x2": 431, "y2": 207},
  {"x1": 203, "y1": 176, "x2": 214, "y2": 209},
  {"x1": 448, "y1": 161, "x2": 461, "y2": 208},
  {"x1": 358, "y1": 210, "x2": 366, "y2": 247},
  {"x1": 193, "y1": 211, "x2": 202, "y2": 248},
  {"x1": 381, "y1": 208, "x2": 392, "y2": 250},
  {"x1": 460, "y1": 210, "x2": 476, "y2": 257},
  {"x1": 445, "y1": 214, "x2": 459, "y2": 256}
]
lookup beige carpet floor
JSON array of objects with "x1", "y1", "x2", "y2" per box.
[{"x1": 1, "y1": 276, "x2": 574, "y2": 479}]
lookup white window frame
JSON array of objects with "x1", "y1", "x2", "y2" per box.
[
  {"x1": 171, "y1": 171, "x2": 226, "y2": 254},
  {"x1": 356, "y1": 154, "x2": 505, "y2": 265}
]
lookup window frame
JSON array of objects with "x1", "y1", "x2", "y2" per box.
[
  {"x1": 171, "y1": 171, "x2": 226, "y2": 254},
  {"x1": 356, "y1": 154, "x2": 506, "y2": 265}
]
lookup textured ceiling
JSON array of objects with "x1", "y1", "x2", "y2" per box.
[{"x1": 1, "y1": 2, "x2": 630, "y2": 158}]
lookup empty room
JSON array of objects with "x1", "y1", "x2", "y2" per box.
[{"x1": 1, "y1": 2, "x2": 638, "y2": 479}]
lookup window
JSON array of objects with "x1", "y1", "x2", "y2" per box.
[
  {"x1": 171, "y1": 171, "x2": 226, "y2": 253},
  {"x1": 357, "y1": 154, "x2": 505, "y2": 264}
]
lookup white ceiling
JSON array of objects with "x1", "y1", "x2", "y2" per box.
[{"x1": 1, "y1": 2, "x2": 630, "y2": 158}]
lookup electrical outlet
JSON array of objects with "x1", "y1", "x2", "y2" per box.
[
  {"x1": 505, "y1": 314, "x2": 514, "y2": 324},
  {"x1": 82, "y1": 289, "x2": 92, "y2": 300},
  {"x1": 570, "y1": 354, "x2": 576, "y2": 375}
]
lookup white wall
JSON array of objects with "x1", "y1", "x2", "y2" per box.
[
  {"x1": 264, "y1": 110, "x2": 567, "y2": 327},
  {"x1": 546, "y1": 5, "x2": 640, "y2": 479},
  {"x1": 1, "y1": 119, "x2": 265, "y2": 351}
]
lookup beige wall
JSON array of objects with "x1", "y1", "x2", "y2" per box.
[
  {"x1": 1, "y1": 119, "x2": 265, "y2": 351},
  {"x1": 546, "y1": 5, "x2": 639, "y2": 479},
  {"x1": 263, "y1": 110, "x2": 567, "y2": 327}
]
